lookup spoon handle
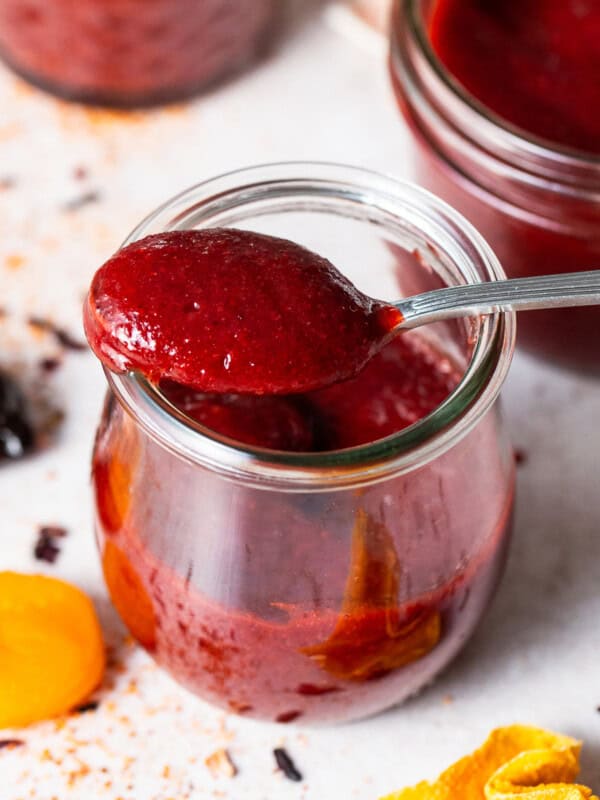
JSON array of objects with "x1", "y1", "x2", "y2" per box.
[{"x1": 395, "y1": 270, "x2": 600, "y2": 330}]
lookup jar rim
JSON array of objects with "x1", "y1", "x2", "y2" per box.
[
  {"x1": 107, "y1": 162, "x2": 515, "y2": 491},
  {"x1": 391, "y1": 0, "x2": 600, "y2": 186}
]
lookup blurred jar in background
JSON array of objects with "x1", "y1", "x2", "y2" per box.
[
  {"x1": 390, "y1": 0, "x2": 600, "y2": 375},
  {"x1": 0, "y1": 0, "x2": 277, "y2": 106}
]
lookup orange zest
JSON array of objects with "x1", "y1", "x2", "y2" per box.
[{"x1": 0, "y1": 572, "x2": 105, "y2": 728}]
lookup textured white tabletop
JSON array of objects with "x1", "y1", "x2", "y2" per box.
[{"x1": 1, "y1": 6, "x2": 599, "y2": 799}]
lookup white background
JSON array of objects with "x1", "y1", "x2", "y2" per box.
[{"x1": 0, "y1": 5, "x2": 599, "y2": 798}]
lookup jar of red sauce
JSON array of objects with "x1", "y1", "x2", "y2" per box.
[
  {"x1": 390, "y1": 0, "x2": 600, "y2": 374},
  {"x1": 92, "y1": 163, "x2": 515, "y2": 724},
  {"x1": 0, "y1": 0, "x2": 276, "y2": 106}
]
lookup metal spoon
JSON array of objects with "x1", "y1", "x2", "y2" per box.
[{"x1": 395, "y1": 270, "x2": 600, "y2": 330}]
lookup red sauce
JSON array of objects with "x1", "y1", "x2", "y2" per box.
[
  {"x1": 99, "y1": 505, "x2": 509, "y2": 723},
  {"x1": 84, "y1": 229, "x2": 400, "y2": 395},
  {"x1": 160, "y1": 381, "x2": 317, "y2": 451},
  {"x1": 92, "y1": 323, "x2": 514, "y2": 722},
  {"x1": 89, "y1": 229, "x2": 513, "y2": 722},
  {"x1": 159, "y1": 334, "x2": 458, "y2": 451},
  {"x1": 0, "y1": 0, "x2": 275, "y2": 106},
  {"x1": 429, "y1": 0, "x2": 600, "y2": 153},
  {"x1": 390, "y1": 1, "x2": 600, "y2": 374},
  {"x1": 308, "y1": 333, "x2": 458, "y2": 449}
]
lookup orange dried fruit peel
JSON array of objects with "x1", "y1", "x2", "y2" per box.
[
  {"x1": 0, "y1": 572, "x2": 105, "y2": 728},
  {"x1": 381, "y1": 725, "x2": 598, "y2": 800},
  {"x1": 302, "y1": 510, "x2": 440, "y2": 680}
]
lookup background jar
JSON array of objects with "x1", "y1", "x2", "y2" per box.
[
  {"x1": 390, "y1": 0, "x2": 600, "y2": 375},
  {"x1": 0, "y1": 0, "x2": 277, "y2": 107},
  {"x1": 92, "y1": 163, "x2": 516, "y2": 724}
]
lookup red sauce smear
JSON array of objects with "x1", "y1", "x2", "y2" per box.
[
  {"x1": 160, "y1": 381, "x2": 317, "y2": 451},
  {"x1": 429, "y1": 0, "x2": 600, "y2": 153},
  {"x1": 84, "y1": 229, "x2": 400, "y2": 396},
  {"x1": 158, "y1": 334, "x2": 458, "y2": 451}
]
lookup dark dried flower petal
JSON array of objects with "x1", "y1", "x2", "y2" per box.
[
  {"x1": 39, "y1": 357, "x2": 62, "y2": 373},
  {"x1": 62, "y1": 190, "x2": 101, "y2": 212},
  {"x1": 28, "y1": 317, "x2": 87, "y2": 352},
  {"x1": 0, "y1": 739, "x2": 24, "y2": 750},
  {"x1": 276, "y1": 710, "x2": 302, "y2": 724},
  {"x1": 34, "y1": 526, "x2": 67, "y2": 564},
  {"x1": 39, "y1": 525, "x2": 68, "y2": 538},
  {"x1": 273, "y1": 748, "x2": 303, "y2": 782},
  {"x1": 0, "y1": 372, "x2": 35, "y2": 461},
  {"x1": 74, "y1": 701, "x2": 99, "y2": 714}
]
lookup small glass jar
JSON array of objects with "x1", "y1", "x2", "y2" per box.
[
  {"x1": 0, "y1": 0, "x2": 277, "y2": 107},
  {"x1": 92, "y1": 163, "x2": 515, "y2": 724},
  {"x1": 390, "y1": 0, "x2": 600, "y2": 375}
]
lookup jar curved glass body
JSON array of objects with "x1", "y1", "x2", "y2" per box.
[
  {"x1": 92, "y1": 163, "x2": 516, "y2": 724},
  {"x1": 390, "y1": 0, "x2": 600, "y2": 375},
  {"x1": 0, "y1": 0, "x2": 276, "y2": 107}
]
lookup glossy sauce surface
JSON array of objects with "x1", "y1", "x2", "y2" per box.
[
  {"x1": 390, "y1": 1, "x2": 600, "y2": 374},
  {"x1": 85, "y1": 229, "x2": 399, "y2": 395},
  {"x1": 430, "y1": 0, "x2": 600, "y2": 153},
  {"x1": 160, "y1": 333, "x2": 459, "y2": 450}
]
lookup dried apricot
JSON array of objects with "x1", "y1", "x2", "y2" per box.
[{"x1": 0, "y1": 572, "x2": 105, "y2": 728}]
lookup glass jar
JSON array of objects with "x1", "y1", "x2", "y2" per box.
[
  {"x1": 0, "y1": 0, "x2": 277, "y2": 107},
  {"x1": 390, "y1": 0, "x2": 600, "y2": 375},
  {"x1": 92, "y1": 163, "x2": 516, "y2": 724}
]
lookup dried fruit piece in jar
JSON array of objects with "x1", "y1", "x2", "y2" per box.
[
  {"x1": 102, "y1": 541, "x2": 156, "y2": 651},
  {"x1": 301, "y1": 509, "x2": 440, "y2": 681}
]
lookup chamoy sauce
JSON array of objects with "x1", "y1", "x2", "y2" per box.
[
  {"x1": 93, "y1": 333, "x2": 512, "y2": 723},
  {"x1": 391, "y1": 1, "x2": 600, "y2": 374},
  {"x1": 158, "y1": 334, "x2": 457, "y2": 451},
  {"x1": 97, "y1": 502, "x2": 508, "y2": 723},
  {"x1": 429, "y1": 0, "x2": 600, "y2": 154},
  {"x1": 159, "y1": 381, "x2": 317, "y2": 451},
  {"x1": 94, "y1": 333, "x2": 511, "y2": 722},
  {"x1": 84, "y1": 229, "x2": 400, "y2": 395},
  {"x1": 89, "y1": 227, "x2": 513, "y2": 722}
]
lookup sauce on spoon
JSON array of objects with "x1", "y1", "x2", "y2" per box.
[{"x1": 84, "y1": 229, "x2": 400, "y2": 395}]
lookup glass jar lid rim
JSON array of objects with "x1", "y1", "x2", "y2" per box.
[
  {"x1": 395, "y1": 0, "x2": 600, "y2": 172},
  {"x1": 108, "y1": 161, "x2": 515, "y2": 491}
]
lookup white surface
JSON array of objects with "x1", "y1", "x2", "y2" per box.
[{"x1": 1, "y1": 7, "x2": 599, "y2": 799}]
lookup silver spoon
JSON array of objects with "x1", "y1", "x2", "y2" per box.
[{"x1": 395, "y1": 270, "x2": 600, "y2": 329}]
